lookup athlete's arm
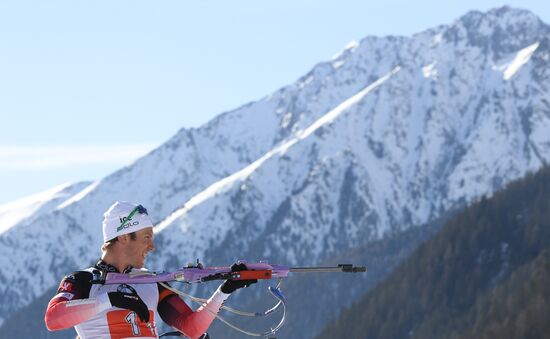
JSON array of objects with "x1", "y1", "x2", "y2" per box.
[
  {"x1": 158, "y1": 263, "x2": 257, "y2": 339},
  {"x1": 44, "y1": 271, "x2": 111, "y2": 331},
  {"x1": 45, "y1": 295, "x2": 112, "y2": 331},
  {"x1": 157, "y1": 284, "x2": 229, "y2": 339}
]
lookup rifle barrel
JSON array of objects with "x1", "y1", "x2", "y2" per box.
[{"x1": 289, "y1": 264, "x2": 366, "y2": 273}]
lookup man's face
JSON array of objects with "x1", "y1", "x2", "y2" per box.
[{"x1": 125, "y1": 227, "x2": 155, "y2": 268}]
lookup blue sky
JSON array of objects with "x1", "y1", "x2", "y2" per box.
[{"x1": 0, "y1": 1, "x2": 548, "y2": 204}]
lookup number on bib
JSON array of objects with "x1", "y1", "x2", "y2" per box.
[{"x1": 106, "y1": 310, "x2": 156, "y2": 338}]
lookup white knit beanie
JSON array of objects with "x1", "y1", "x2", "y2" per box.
[{"x1": 102, "y1": 201, "x2": 153, "y2": 242}]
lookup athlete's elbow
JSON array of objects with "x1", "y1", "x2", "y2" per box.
[
  {"x1": 44, "y1": 315, "x2": 59, "y2": 331},
  {"x1": 44, "y1": 310, "x2": 66, "y2": 331},
  {"x1": 45, "y1": 320, "x2": 70, "y2": 331}
]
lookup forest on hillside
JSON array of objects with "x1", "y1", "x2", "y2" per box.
[{"x1": 316, "y1": 166, "x2": 550, "y2": 339}]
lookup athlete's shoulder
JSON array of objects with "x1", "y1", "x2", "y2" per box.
[
  {"x1": 62, "y1": 270, "x2": 94, "y2": 283},
  {"x1": 56, "y1": 269, "x2": 95, "y2": 299}
]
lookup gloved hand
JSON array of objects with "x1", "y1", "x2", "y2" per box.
[
  {"x1": 108, "y1": 289, "x2": 150, "y2": 322},
  {"x1": 220, "y1": 263, "x2": 258, "y2": 294}
]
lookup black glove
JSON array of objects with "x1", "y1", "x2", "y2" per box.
[
  {"x1": 108, "y1": 289, "x2": 150, "y2": 323},
  {"x1": 220, "y1": 263, "x2": 258, "y2": 294}
]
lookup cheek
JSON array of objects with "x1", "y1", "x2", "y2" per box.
[
  {"x1": 125, "y1": 245, "x2": 140, "y2": 260},
  {"x1": 131, "y1": 245, "x2": 141, "y2": 256}
]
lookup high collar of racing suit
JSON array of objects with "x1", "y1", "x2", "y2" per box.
[{"x1": 94, "y1": 259, "x2": 133, "y2": 274}]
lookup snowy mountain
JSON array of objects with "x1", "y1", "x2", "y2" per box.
[
  {"x1": 0, "y1": 182, "x2": 91, "y2": 236},
  {"x1": 1, "y1": 6, "x2": 550, "y2": 338}
]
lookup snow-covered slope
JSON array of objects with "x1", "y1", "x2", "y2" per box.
[
  {"x1": 0, "y1": 6, "x2": 549, "y2": 333},
  {"x1": 150, "y1": 6, "x2": 550, "y2": 269},
  {"x1": 0, "y1": 182, "x2": 91, "y2": 235}
]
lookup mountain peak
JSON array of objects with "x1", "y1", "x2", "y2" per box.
[
  {"x1": 459, "y1": 6, "x2": 542, "y2": 26},
  {"x1": 439, "y1": 6, "x2": 547, "y2": 58}
]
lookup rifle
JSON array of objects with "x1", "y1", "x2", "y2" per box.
[{"x1": 97, "y1": 261, "x2": 366, "y2": 285}]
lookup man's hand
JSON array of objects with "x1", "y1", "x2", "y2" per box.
[
  {"x1": 220, "y1": 263, "x2": 258, "y2": 294},
  {"x1": 108, "y1": 290, "x2": 150, "y2": 322}
]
